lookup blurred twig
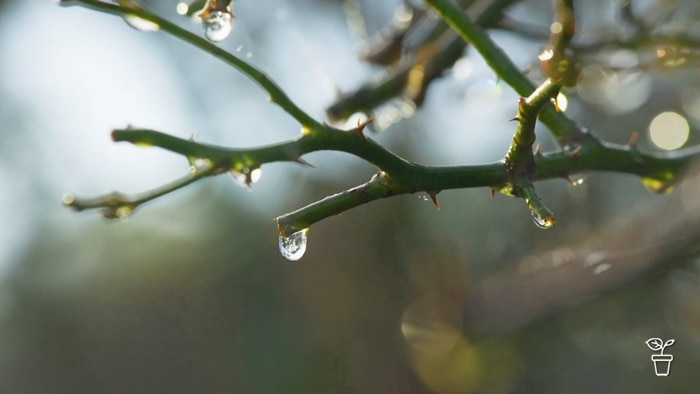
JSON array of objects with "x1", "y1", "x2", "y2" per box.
[{"x1": 327, "y1": 0, "x2": 517, "y2": 122}]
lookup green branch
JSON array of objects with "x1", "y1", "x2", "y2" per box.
[
  {"x1": 65, "y1": 125, "x2": 700, "y2": 235},
  {"x1": 61, "y1": 0, "x2": 700, "y2": 243}
]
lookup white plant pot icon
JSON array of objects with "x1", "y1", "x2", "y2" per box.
[
  {"x1": 646, "y1": 338, "x2": 675, "y2": 376},
  {"x1": 651, "y1": 354, "x2": 673, "y2": 376}
]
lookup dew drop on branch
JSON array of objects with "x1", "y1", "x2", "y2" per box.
[
  {"x1": 202, "y1": 11, "x2": 233, "y2": 42},
  {"x1": 570, "y1": 176, "x2": 585, "y2": 186},
  {"x1": 279, "y1": 228, "x2": 309, "y2": 261},
  {"x1": 123, "y1": 14, "x2": 160, "y2": 32},
  {"x1": 101, "y1": 205, "x2": 133, "y2": 221},
  {"x1": 531, "y1": 210, "x2": 555, "y2": 229},
  {"x1": 189, "y1": 158, "x2": 212, "y2": 174},
  {"x1": 229, "y1": 167, "x2": 262, "y2": 188}
]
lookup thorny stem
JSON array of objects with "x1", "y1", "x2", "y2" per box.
[
  {"x1": 506, "y1": 78, "x2": 562, "y2": 169},
  {"x1": 498, "y1": 77, "x2": 562, "y2": 226},
  {"x1": 61, "y1": 0, "x2": 700, "y2": 237},
  {"x1": 66, "y1": 125, "x2": 700, "y2": 235}
]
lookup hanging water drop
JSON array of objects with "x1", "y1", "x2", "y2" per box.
[
  {"x1": 202, "y1": 10, "x2": 233, "y2": 42},
  {"x1": 279, "y1": 228, "x2": 309, "y2": 261},
  {"x1": 250, "y1": 168, "x2": 262, "y2": 183},
  {"x1": 569, "y1": 176, "x2": 585, "y2": 186},
  {"x1": 123, "y1": 14, "x2": 160, "y2": 32},
  {"x1": 101, "y1": 205, "x2": 133, "y2": 221},
  {"x1": 229, "y1": 166, "x2": 261, "y2": 188},
  {"x1": 230, "y1": 170, "x2": 247, "y2": 187},
  {"x1": 531, "y1": 210, "x2": 556, "y2": 229}
]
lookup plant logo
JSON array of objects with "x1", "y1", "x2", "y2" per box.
[{"x1": 645, "y1": 338, "x2": 675, "y2": 376}]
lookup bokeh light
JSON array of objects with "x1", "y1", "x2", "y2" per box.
[
  {"x1": 401, "y1": 293, "x2": 463, "y2": 356},
  {"x1": 649, "y1": 111, "x2": 690, "y2": 150},
  {"x1": 577, "y1": 64, "x2": 617, "y2": 104}
]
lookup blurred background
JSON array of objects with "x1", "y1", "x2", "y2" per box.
[{"x1": 1, "y1": 0, "x2": 700, "y2": 392}]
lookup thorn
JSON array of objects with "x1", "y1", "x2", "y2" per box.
[
  {"x1": 293, "y1": 157, "x2": 315, "y2": 168},
  {"x1": 629, "y1": 131, "x2": 639, "y2": 149},
  {"x1": 510, "y1": 116, "x2": 520, "y2": 122},
  {"x1": 358, "y1": 116, "x2": 376, "y2": 129},
  {"x1": 427, "y1": 191, "x2": 440, "y2": 211},
  {"x1": 490, "y1": 189, "x2": 496, "y2": 200},
  {"x1": 569, "y1": 145, "x2": 583, "y2": 158},
  {"x1": 534, "y1": 143, "x2": 542, "y2": 157},
  {"x1": 551, "y1": 97, "x2": 561, "y2": 112},
  {"x1": 350, "y1": 116, "x2": 377, "y2": 138},
  {"x1": 564, "y1": 175, "x2": 576, "y2": 185}
]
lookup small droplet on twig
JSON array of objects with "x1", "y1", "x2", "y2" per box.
[
  {"x1": 123, "y1": 14, "x2": 160, "y2": 32},
  {"x1": 202, "y1": 11, "x2": 233, "y2": 42}
]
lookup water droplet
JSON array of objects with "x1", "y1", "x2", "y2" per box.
[
  {"x1": 229, "y1": 166, "x2": 261, "y2": 188},
  {"x1": 230, "y1": 170, "x2": 247, "y2": 187},
  {"x1": 189, "y1": 158, "x2": 212, "y2": 174},
  {"x1": 418, "y1": 194, "x2": 428, "y2": 201},
  {"x1": 202, "y1": 10, "x2": 233, "y2": 42},
  {"x1": 123, "y1": 14, "x2": 160, "y2": 32},
  {"x1": 279, "y1": 228, "x2": 309, "y2": 261},
  {"x1": 570, "y1": 176, "x2": 585, "y2": 186},
  {"x1": 531, "y1": 210, "x2": 556, "y2": 229},
  {"x1": 250, "y1": 168, "x2": 262, "y2": 183},
  {"x1": 102, "y1": 205, "x2": 133, "y2": 220},
  {"x1": 116, "y1": 206, "x2": 132, "y2": 218}
]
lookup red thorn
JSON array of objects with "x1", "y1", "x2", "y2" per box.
[
  {"x1": 570, "y1": 145, "x2": 583, "y2": 158},
  {"x1": 490, "y1": 189, "x2": 496, "y2": 200},
  {"x1": 427, "y1": 191, "x2": 440, "y2": 211},
  {"x1": 534, "y1": 143, "x2": 542, "y2": 156},
  {"x1": 629, "y1": 131, "x2": 639, "y2": 149},
  {"x1": 564, "y1": 175, "x2": 575, "y2": 185}
]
